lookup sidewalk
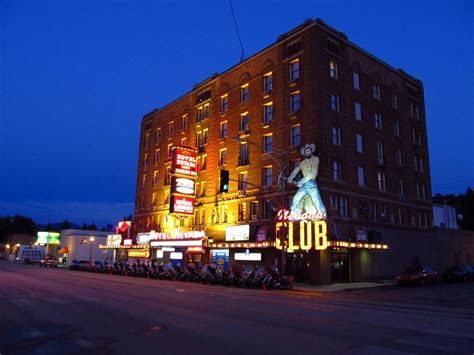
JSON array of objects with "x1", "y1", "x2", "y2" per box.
[{"x1": 292, "y1": 280, "x2": 395, "y2": 293}]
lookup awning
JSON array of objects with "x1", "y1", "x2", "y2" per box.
[{"x1": 58, "y1": 247, "x2": 69, "y2": 254}]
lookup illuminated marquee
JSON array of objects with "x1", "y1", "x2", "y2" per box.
[
  {"x1": 106, "y1": 234, "x2": 122, "y2": 247},
  {"x1": 170, "y1": 195, "x2": 195, "y2": 215},
  {"x1": 172, "y1": 146, "x2": 197, "y2": 177},
  {"x1": 276, "y1": 220, "x2": 328, "y2": 251},
  {"x1": 171, "y1": 177, "x2": 195, "y2": 195}
]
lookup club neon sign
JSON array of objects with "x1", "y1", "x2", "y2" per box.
[{"x1": 276, "y1": 209, "x2": 328, "y2": 251}]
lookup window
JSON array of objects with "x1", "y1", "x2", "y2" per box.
[
  {"x1": 377, "y1": 172, "x2": 386, "y2": 191},
  {"x1": 168, "y1": 121, "x2": 174, "y2": 136},
  {"x1": 181, "y1": 137, "x2": 188, "y2": 146},
  {"x1": 372, "y1": 202, "x2": 378, "y2": 222},
  {"x1": 289, "y1": 59, "x2": 300, "y2": 81},
  {"x1": 332, "y1": 127, "x2": 341, "y2": 146},
  {"x1": 356, "y1": 134, "x2": 364, "y2": 153},
  {"x1": 358, "y1": 166, "x2": 366, "y2": 186},
  {"x1": 144, "y1": 133, "x2": 150, "y2": 149},
  {"x1": 373, "y1": 84, "x2": 381, "y2": 100},
  {"x1": 220, "y1": 95, "x2": 228, "y2": 113},
  {"x1": 412, "y1": 129, "x2": 422, "y2": 145},
  {"x1": 395, "y1": 208, "x2": 403, "y2": 224},
  {"x1": 200, "y1": 181, "x2": 206, "y2": 197},
  {"x1": 199, "y1": 154, "x2": 207, "y2": 171},
  {"x1": 240, "y1": 113, "x2": 249, "y2": 132},
  {"x1": 221, "y1": 205, "x2": 229, "y2": 224},
  {"x1": 331, "y1": 94, "x2": 340, "y2": 112},
  {"x1": 377, "y1": 141, "x2": 385, "y2": 164},
  {"x1": 156, "y1": 127, "x2": 162, "y2": 142},
  {"x1": 167, "y1": 143, "x2": 173, "y2": 158},
  {"x1": 330, "y1": 195, "x2": 348, "y2": 218},
  {"x1": 396, "y1": 149, "x2": 402, "y2": 166},
  {"x1": 151, "y1": 193, "x2": 157, "y2": 206},
  {"x1": 263, "y1": 72, "x2": 273, "y2": 93},
  {"x1": 219, "y1": 121, "x2": 228, "y2": 139},
  {"x1": 219, "y1": 149, "x2": 227, "y2": 166},
  {"x1": 154, "y1": 149, "x2": 160, "y2": 164},
  {"x1": 197, "y1": 129, "x2": 208, "y2": 148},
  {"x1": 353, "y1": 72, "x2": 360, "y2": 90},
  {"x1": 263, "y1": 103, "x2": 273, "y2": 124},
  {"x1": 327, "y1": 38, "x2": 340, "y2": 54},
  {"x1": 415, "y1": 156, "x2": 424, "y2": 172},
  {"x1": 250, "y1": 201, "x2": 258, "y2": 220},
  {"x1": 143, "y1": 153, "x2": 148, "y2": 167},
  {"x1": 355, "y1": 102, "x2": 362, "y2": 120},
  {"x1": 409, "y1": 101, "x2": 420, "y2": 119},
  {"x1": 239, "y1": 142, "x2": 249, "y2": 165},
  {"x1": 164, "y1": 166, "x2": 171, "y2": 185},
  {"x1": 262, "y1": 134, "x2": 273, "y2": 153},
  {"x1": 200, "y1": 209, "x2": 206, "y2": 225},
  {"x1": 238, "y1": 172, "x2": 248, "y2": 191},
  {"x1": 262, "y1": 200, "x2": 273, "y2": 220},
  {"x1": 329, "y1": 60, "x2": 338, "y2": 79},
  {"x1": 290, "y1": 125, "x2": 301, "y2": 146},
  {"x1": 375, "y1": 112, "x2": 383, "y2": 129},
  {"x1": 240, "y1": 84, "x2": 249, "y2": 103},
  {"x1": 181, "y1": 115, "x2": 188, "y2": 131},
  {"x1": 392, "y1": 94, "x2": 398, "y2": 110},
  {"x1": 238, "y1": 202, "x2": 247, "y2": 222},
  {"x1": 380, "y1": 204, "x2": 387, "y2": 219},
  {"x1": 142, "y1": 174, "x2": 146, "y2": 188},
  {"x1": 196, "y1": 103, "x2": 210, "y2": 122},
  {"x1": 262, "y1": 166, "x2": 272, "y2": 186},
  {"x1": 333, "y1": 160, "x2": 343, "y2": 181},
  {"x1": 416, "y1": 182, "x2": 426, "y2": 199},
  {"x1": 290, "y1": 92, "x2": 300, "y2": 113},
  {"x1": 399, "y1": 178, "x2": 405, "y2": 195},
  {"x1": 394, "y1": 120, "x2": 400, "y2": 137}
]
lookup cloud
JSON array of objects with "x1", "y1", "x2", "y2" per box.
[{"x1": 0, "y1": 200, "x2": 134, "y2": 227}]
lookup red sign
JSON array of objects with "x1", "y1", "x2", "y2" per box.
[
  {"x1": 187, "y1": 246, "x2": 204, "y2": 253},
  {"x1": 170, "y1": 195, "x2": 195, "y2": 215},
  {"x1": 172, "y1": 146, "x2": 197, "y2": 177}
]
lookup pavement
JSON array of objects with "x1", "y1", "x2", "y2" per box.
[{"x1": 292, "y1": 280, "x2": 395, "y2": 292}]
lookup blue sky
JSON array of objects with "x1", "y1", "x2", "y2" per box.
[{"x1": 1, "y1": 0, "x2": 473, "y2": 226}]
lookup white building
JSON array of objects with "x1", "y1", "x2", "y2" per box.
[
  {"x1": 433, "y1": 204, "x2": 460, "y2": 229},
  {"x1": 60, "y1": 229, "x2": 113, "y2": 265}
]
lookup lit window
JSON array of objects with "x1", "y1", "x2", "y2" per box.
[
  {"x1": 167, "y1": 143, "x2": 173, "y2": 158},
  {"x1": 331, "y1": 94, "x2": 340, "y2": 112},
  {"x1": 168, "y1": 121, "x2": 174, "y2": 136},
  {"x1": 142, "y1": 174, "x2": 146, "y2": 188},
  {"x1": 263, "y1": 72, "x2": 273, "y2": 93},
  {"x1": 290, "y1": 125, "x2": 300, "y2": 146},
  {"x1": 200, "y1": 181, "x2": 206, "y2": 197},
  {"x1": 373, "y1": 84, "x2": 381, "y2": 100},
  {"x1": 332, "y1": 127, "x2": 341, "y2": 146},
  {"x1": 375, "y1": 112, "x2": 383, "y2": 129},
  {"x1": 153, "y1": 171, "x2": 158, "y2": 186},
  {"x1": 329, "y1": 60, "x2": 338, "y2": 79},
  {"x1": 181, "y1": 137, "x2": 187, "y2": 146},
  {"x1": 353, "y1": 72, "x2": 360, "y2": 90},
  {"x1": 238, "y1": 202, "x2": 247, "y2": 221},
  {"x1": 262, "y1": 134, "x2": 273, "y2": 153},
  {"x1": 156, "y1": 127, "x2": 162, "y2": 142},
  {"x1": 289, "y1": 59, "x2": 300, "y2": 81},
  {"x1": 154, "y1": 149, "x2": 160, "y2": 163},
  {"x1": 238, "y1": 172, "x2": 248, "y2": 191},
  {"x1": 355, "y1": 102, "x2": 362, "y2": 120},
  {"x1": 240, "y1": 113, "x2": 249, "y2": 132},
  {"x1": 263, "y1": 102, "x2": 273, "y2": 124},
  {"x1": 290, "y1": 92, "x2": 300, "y2": 113},
  {"x1": 358, "y1": 166, "x2": 365, "y2": 186},
  {"x1": 181, "y1": 115, "x2": 188, "y2": 131},
  {"x1": 196, "y1": 103, "x2": 210, "y2": 122},
  {"x1": 262, "y1": 166, "x2": 272, "y2": 186},
  {"x1": 165, "y1": 166, "x2": 171, "y2": 185},
  {"x1": 200, "y1": 154, "x2": 207, "y2": 171},
  {"x1": 377, "y1": 172, "x2": 386, "y2": 191},
  {"x1": 152, "y1": 193, "x2": 157, "y2": 206},
  {"x1": 219, "y1": 121, "x2": 228, "y2": 139},
  {"x1": 239, "y1": 143, "x2": 249, "y2": 165},
  {"x1": 241, "y1": 84, "x2": 249, "y2": 103},
  {"x1": 333, "y1": 160, "x2": 343, "y2": 181},
  {"x1": 220, "y1": 95, "x2": 229, "y2": 113},
  {"x1": 250, "y1": 201, "x2": 258, "y2": 220},
  {"x1": 356, "y1": 134, "x2": 364, "y2": 153},
  {"x1": 219, "y1": 149, "x2": 227, "y2": 166}
]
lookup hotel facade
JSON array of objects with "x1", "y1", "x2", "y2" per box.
[{"x1": 133, "y1": 19, "x2": 434, "y2": 284}]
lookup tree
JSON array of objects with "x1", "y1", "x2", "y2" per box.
[
  {"x1": 0, "y1": 215, "x2": 37, "y2": 242},
  {"x1": 61, "y1": 219, "x2": 71, "y2": 229}
]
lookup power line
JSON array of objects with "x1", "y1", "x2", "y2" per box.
[{"x1": 228, "y1": 0, "x2": 246, "y2": 62}]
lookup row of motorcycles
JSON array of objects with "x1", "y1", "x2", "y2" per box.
[{"x1": 69, "y1": 260, "x2": 293, "y2": 289}]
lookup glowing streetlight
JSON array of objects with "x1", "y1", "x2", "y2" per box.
[{"x1": 89, "y1": 236, "x2": 95, "y2": 262}]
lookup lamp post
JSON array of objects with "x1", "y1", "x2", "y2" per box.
[
  {"x1": 233, "y1": 136, "x2": 287, "y2": 274},
  {"x1": 89, "y1": 236, "x2": 95, "y2": 262}
]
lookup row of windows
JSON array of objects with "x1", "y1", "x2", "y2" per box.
[{"x1": 329, "y1": 59, "x2": 421, "y2": 118}]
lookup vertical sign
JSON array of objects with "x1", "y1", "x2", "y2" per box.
[{"x1": 170, "y1": 146, "x2": 197, "y2": 215}]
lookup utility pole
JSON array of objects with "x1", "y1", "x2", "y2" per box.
[{"x1": 279, "y1": 150, "x2": 287, "y2": 275}]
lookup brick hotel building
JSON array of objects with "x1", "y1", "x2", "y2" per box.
[{"x1": 133, "y1": 19, "x2": 434, "y2": 284}]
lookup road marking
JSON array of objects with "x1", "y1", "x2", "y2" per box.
[
  {"x1": 176, "y1": 289, "x2": 185, "y2": 292},
  {"x1": 300, "y1": 306, "x2": 320, "y2": 311}
]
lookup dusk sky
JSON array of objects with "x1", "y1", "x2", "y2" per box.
[{"x1": 1, "y1": 0, "x2": 473, "y2": 227}]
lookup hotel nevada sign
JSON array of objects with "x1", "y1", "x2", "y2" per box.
[{"x1": 170, "y1": 146, "x2": 197, "y2": 215}]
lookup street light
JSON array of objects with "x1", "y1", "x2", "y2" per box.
[
  {"x1": 89, "y1": 236, "x2": 95, "y2": 263},
  {"x1": 233, "y1": 136, "x2": 287, "y2": 274}
]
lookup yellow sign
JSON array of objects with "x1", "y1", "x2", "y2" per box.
[
  {"x1": 276, "y1": 220, "x2": 328, "y2": 251},
  {"x1": 128, "y1": 250, "x2": 150, "y2": 258}
]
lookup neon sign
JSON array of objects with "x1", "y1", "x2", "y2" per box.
[
  {"x1": 276, "y1": 220, "x2": 328, "y2": 251},
  {"x1": 277, "y1": 208, "x2": 326, "y2": 222},
  {"x1": 170, "y1": 195, "x2": 195, "y2": 215},
  {"x1": 172, "y1": 146, "x2": 197, "y2": 177}
]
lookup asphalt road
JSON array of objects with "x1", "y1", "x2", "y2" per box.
[{"x1": 0, "y1": 261, "x2": 473, "y2": 355}]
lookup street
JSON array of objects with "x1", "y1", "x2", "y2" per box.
[{"x1": 0, "y1": 261, "x2": 473, "y2": 355}]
